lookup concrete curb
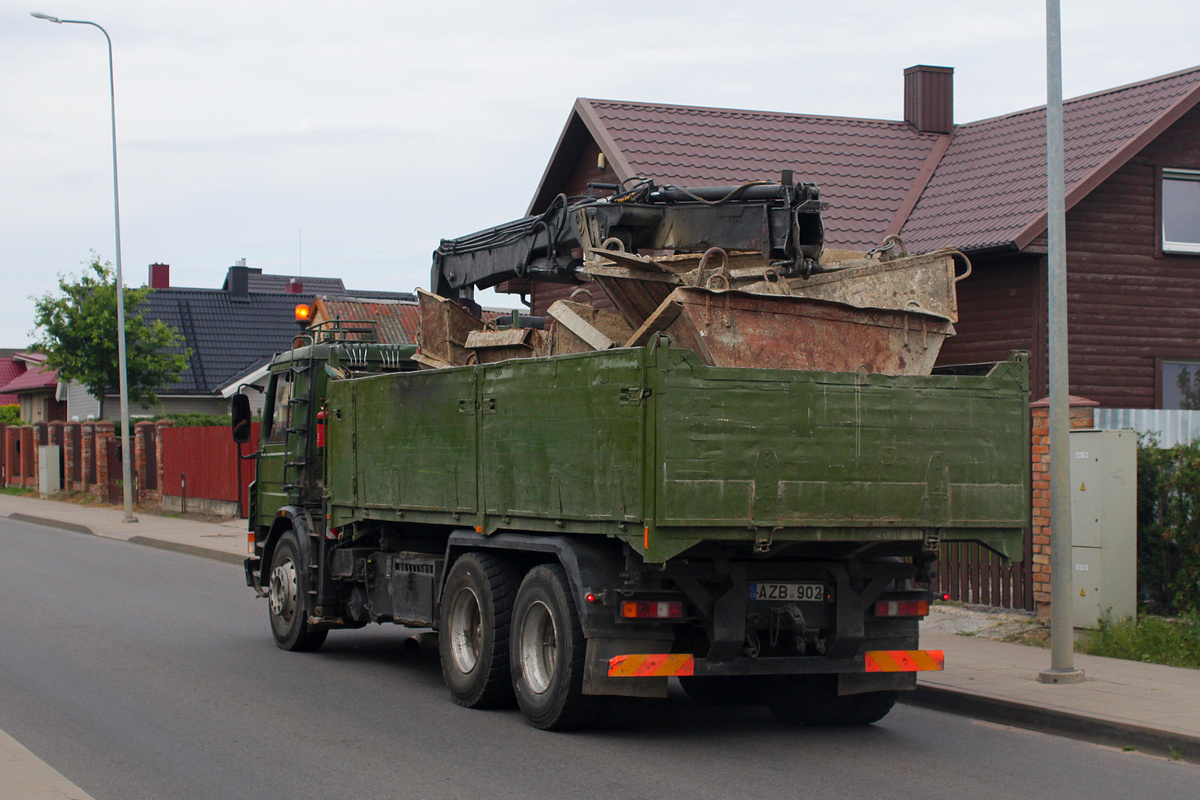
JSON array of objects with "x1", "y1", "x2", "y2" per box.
[
  {"x1": 6, "y1": 513, "x2": 244, "y2": 566},
  {"x1": 126, "y1": 535, "x2": 245, "y2": 565},
  {"x1": 902, "y1": 684, "x2": 1200, "y2": 763},
  {"x1": 7, "y1": 513, "x2": 94, "y2": 537}
]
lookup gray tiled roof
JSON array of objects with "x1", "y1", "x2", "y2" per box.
[
  {"x1": 139, "y1": 289, "x2": 315, "y2": 394},
  {"x1": 136, "y1": 281, "x2": 415, "y2": 396}
]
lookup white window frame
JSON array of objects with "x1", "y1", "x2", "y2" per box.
[{"x1": 1162, "y1": 168, "x2": 1200, "y2": 254}]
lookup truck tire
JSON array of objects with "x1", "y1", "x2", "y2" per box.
[
  {"x1": 762, "y1": 674, "x2": 847, "y2": 726},
  {"x1": 438, "y1": 551, "x2": 518, "y2": 709},
  {"x1": 678, "y1": 676, "x2": 763, "y2": 706},
  {"x1": 840, "y1": 690, "x2": 898, "y2": 725},
  {"x1": 510, "y1": 564, "x2": 600, "y2": 730},
  {"x1": 267, "y1": 530, "x2": 328, "y2": 652}
]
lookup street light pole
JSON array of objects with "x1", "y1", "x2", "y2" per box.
[
  {"x1": 32, "y1": 12, "x2": 137, "y2": 523},
  {"x1": 1039, "y1": 0, "x2": 1082, "y2": 684}
]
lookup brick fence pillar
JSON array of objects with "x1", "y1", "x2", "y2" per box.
[
  {"x1": 2, "y1": 426, "x2": 17, "y2": 487},
  {"x1": 63, "y1": 422, "x2": 78, "y2": 491},
  {"x1": 155, "y1": 419, "x2": 173, "y2": 503},
  {"x1": 81, "y1": 423, "x2": 95, "y2": 491},
  {"x1": 94, "y1": 420, "x2": 115, "y2": 500},
  {"x1": 1030, "y1": 395, "x2": 1098, "y2": 619},
  {"x1": 135, "y1": 421, "x2": 162, "y2": 504},
  {"x1": 19, "y1": 427, "x2": 36, "y2": 487}
]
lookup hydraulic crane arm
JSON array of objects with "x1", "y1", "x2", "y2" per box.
[{"x1": 430, "y1": 176, "x2": 826, "y2": 300}]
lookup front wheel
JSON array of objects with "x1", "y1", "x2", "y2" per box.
[
  {"x1": 510, "y1": 564, "x2": 600, "y2": 730},
  {"x1": 267, "y1": 530, "x2": 327, "y2": 652}
]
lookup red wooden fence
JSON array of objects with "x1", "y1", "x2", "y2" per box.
[{"x1": 160, "y1": 424, "x2": 259, "y2": 515}]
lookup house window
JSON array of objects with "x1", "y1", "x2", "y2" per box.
[
  {"x1": 1162, "y1": 169, "x2": 1200, "y2": 254},
  {"x1": 1162, "y1": 360, "x2": 1200, "y2": 409}
]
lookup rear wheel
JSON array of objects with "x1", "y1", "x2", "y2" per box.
[
  {"x1": 840, "y1": 690, "x2": 898, "y2": 725},
  {"x1": 510, "y1": 564, "x2": 600, "y2": 730},
  {"x1": 763, "y1": 674, "x2": 847, "y2": 726},
  {"x1": 678, "y1": 676, "x2": 763, "y2": 706},
  {"x1": 438, "y1": 552, "x2": 518, "y2": 708},
  {"x1": 267, "y1": 530, "x2": 328, "y2": 652}
]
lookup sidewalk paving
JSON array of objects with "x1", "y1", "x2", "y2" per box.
[
  {"x1": 2, "y1": 491, "x2": 1198, "y2": 798},
  {"x1": 913, "y1": 628, "x2": 1200, "y2": 761},
  {"x1": 0, "y1": 727, "x2": 95, "y2": 800}
]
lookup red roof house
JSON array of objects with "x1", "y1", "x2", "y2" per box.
[
  {"x1": 516, "y1": 65, "x2": 1200, "y2": 409},
  {"x1": 0, "y1": 352, "x2": 63, "y2": 422},
  {"x1": 0, "y1": 350, "x2": 24, "y2": 406}
]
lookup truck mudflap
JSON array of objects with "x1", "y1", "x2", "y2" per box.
[{"x1": 605, "y1": 650, "x2": 945, "y2": 677}]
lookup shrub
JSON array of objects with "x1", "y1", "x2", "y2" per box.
[
  {"x1": 1080, "y1": 613, "x2": 1200, "y2": 669},
  {"x1": 0, "y1": 404, "x2": 19, "y2": 425},
  {"x1": 1138, "y1": 438, "x2": 1200, "y2": 615},
  {"x1": 151, "y1": 412, "x2": 233, "y2": 428}
]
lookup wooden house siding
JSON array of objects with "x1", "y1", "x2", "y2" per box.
[
  {"x1": 521, "y1": 140, "x2": 623, "y2": 315},
  {"x1": 1061, "y1": 105, "x2": 1200, "y2": 408},
  {"x1": 937, "y1": 254, "x2": 1041, "y2": 378}
]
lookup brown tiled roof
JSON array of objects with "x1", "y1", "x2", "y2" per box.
[
  {"x1": 311, "y1": 296, "x2": 422, "y2": 344},
  {"x1": 550, "y1": 65, "x2": 1200, "y2": 255},
  {"x1": 901, "y1": 65, "x2": 1200, "y2": 252},
  {"x1": 580, "y1": 99, "x2": 944, "y2": 251}
]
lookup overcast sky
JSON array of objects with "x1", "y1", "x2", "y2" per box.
[{"x1": 2, "y1": 0, "x2": 1199, "y2": 347}]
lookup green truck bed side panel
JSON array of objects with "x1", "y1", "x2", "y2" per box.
[
  {"x1": 327, "y1": 367, "x2": 478, "y2": 515},
  {"x1": 479, "y1": 351, "x2": 645, "y2": 522},
  {"x1": 653, "y1": 349, "x2": 1029, "y2": 530},
  {"x1": 325, "y1": 345, "x2": 1029, "y2": 556}
]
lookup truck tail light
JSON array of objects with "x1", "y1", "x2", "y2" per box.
[
  {"x1": 621, "y1": 600, "x2": 683, "y2": 620},
  {"x1": 248, "y1": 532, "x2": 255, "y2": 555},
  {"x1": 875, "y1": 600, "x2": 929, "y2": 617}
]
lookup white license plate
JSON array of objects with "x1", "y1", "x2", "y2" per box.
[{"x1": 749, "y1": 582, "x2": 826, "y2": 601}]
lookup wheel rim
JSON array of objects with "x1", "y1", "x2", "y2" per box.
[
  {"x1": 519, "y1": 599, "x2": 557, "y2": 694},
  {"x1": 268, "y1": 556, "x2": 298, "y2": 625},
  {"x1": 448, "y1": 586, "x2": 483, "y2": 674}
]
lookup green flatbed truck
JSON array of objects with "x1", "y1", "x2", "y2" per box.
[{"x1": 235, "y1": 181, "x2": 1030, "y2": 729}]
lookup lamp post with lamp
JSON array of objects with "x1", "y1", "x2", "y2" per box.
[{"x1": 32, "y1": 11, "x2": 137, "y2": 523}]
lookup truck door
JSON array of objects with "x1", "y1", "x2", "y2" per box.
[{"x1": 256, "y1": 368, "x2": 293, "y2": 528}]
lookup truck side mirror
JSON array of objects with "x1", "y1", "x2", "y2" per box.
[{"x1": 231, "y1": 393, "x2": 253, "y2": 444}]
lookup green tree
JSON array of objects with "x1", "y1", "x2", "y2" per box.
[{"x1": 30, "y1": 253, "x2": 190, "y2": 412}]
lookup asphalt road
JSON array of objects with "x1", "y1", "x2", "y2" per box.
[{"x1": 3, "y1": 517, "x2": 1199, "y2": 800}]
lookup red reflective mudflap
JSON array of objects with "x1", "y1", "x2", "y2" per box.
[
  {"x1": 864, "y1": 650, "x2": 944, "y2": 672},
  {"x1": 608, "y1": 654, "x2": 695, "y2": 677}
]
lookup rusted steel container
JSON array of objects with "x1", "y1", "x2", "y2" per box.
[{"x1": 625, "y1": 287, "x2": 953, "y2": 375}]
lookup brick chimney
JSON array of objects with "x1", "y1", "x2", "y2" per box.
[
  {"x1": 904, "y1": 65, "x2": 954, "y2": 134},
  {"x1": 226, "y1": 263, "x2": 252, "y2": 301},
  {"x1": 148, "y1": 263, "x2": 170, "y2": 289},
  {"x1": 286, "y1": 278, "x2": 303, "y2": 294}
]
